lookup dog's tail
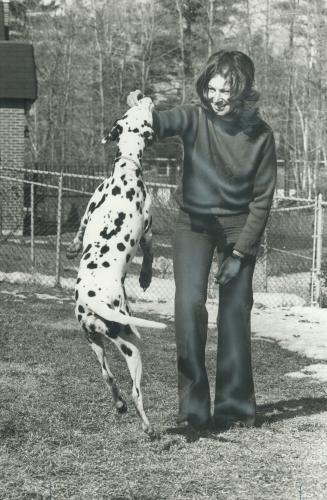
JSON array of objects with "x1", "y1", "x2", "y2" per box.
[{"x1": 79, "y1": 292, "x2": 166, "y2": 330}]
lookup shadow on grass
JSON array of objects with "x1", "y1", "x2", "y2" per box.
[
  {"x1": 164, "y1": 423, "x2": 242, "y2": 443},
  {"x1": 256, "y1": 396, "x2": 327, "y2": 426},
  {"x1": 163, "y1": 396, "x2": 327, "y2": 442}
]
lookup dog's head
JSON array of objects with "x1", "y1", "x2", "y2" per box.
[{"x1": 102, "y1": 98, "x2": 154, "y2": 148}]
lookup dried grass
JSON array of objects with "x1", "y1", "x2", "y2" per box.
[{"x1": 1, "y1": 282, "x2": 327, "y2": 499}]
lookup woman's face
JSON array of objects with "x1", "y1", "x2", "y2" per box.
[{"x1": 207, "y1": 73, "x2": 231, "y2": 116}]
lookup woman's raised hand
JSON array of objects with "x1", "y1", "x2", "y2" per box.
[{"x1": 127, "y1": 89, "x2": 144, "y2": 108}]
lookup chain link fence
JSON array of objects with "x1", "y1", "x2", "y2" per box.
[{"x1": 0, "y1": 166, "x2": 326, "y2": 307}]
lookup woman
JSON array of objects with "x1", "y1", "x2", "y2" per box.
[{"x1": 127, "y1": 50, "x2": 277, "y2": 431}]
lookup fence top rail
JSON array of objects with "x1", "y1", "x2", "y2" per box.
[
  {"x1": 0, "y1": 166, "x2": 102, "y2": 181},
  {"x1": 0, "y1": 173, "x2": 177, "y2": 194},
  {"x1": 0, "y1": 166, "x2": 179, "y2": 188},
  {"x1": 271, "y1": 203, "x2": 315, "y2": 212}
]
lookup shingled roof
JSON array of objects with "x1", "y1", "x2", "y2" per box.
[{"x1": 0, "y1": 42, "x2": 37, "y2": 101}]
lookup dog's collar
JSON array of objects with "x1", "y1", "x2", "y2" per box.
[{"x1": 118, "y1": 156, "x2": 141, "y2": 171}]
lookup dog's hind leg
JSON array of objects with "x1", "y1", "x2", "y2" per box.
[
  {"x1": 110, "y1": 325, "x2": 152, "y2": 434},
  {"x1": 85, "y1": 330, "x2": 127, "y2": 414}
]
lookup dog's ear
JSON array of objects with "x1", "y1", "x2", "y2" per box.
[{"x1": 102, "y1": 120, "x2": 123, "y2": 144}]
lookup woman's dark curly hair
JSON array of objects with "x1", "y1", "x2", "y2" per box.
[
  {"x1": 196, "y1": 50, "x2": 266, "y2": 138},
  {"x1": 196, "y1": 50, "x2": 259, "y2": 113}
]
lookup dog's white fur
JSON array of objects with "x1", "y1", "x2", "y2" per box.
[{"x1": 66, "y1": 98, "x2": 165, "y2": 433}]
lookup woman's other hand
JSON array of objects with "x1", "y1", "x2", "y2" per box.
[{"x1": 215, "y1": 256, "x2": 242, "y2": 285}]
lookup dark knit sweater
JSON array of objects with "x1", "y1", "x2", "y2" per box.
[{"x1": 152, "y1": 104, "x2": 277, "y2": 256}]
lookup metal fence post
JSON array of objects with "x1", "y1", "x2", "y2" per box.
[
  {"x1": 55, "y1": 172, "x2": 63, "y2": 288},
  {"x1": 262, "y1": 228, "x2": 268, "y2": 292},
  {"x1": 310, "y1": 196, "x2": 318, "y2": 307},
  {"x1": 315, "y1": 193, "x2": 323, "y2": 307},
  {"x1": 30, "y1": 183, "x2": 35, "y2": 268}
]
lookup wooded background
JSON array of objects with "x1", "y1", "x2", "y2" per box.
[{"x1": 10, "y1": 0, "x2": 327, "y2": 198}]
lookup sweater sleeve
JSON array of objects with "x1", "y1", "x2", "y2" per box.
[
  {"x1": 152, "y1": 105, "x2": 194, "y2": 139},
  {"x1": 234, "y1": 131, "x2": 277, "y2": 256}
]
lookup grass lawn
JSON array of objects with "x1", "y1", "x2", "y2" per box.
[{"x1": 1, "y1": 282, "x2": 327, "y2": 499}]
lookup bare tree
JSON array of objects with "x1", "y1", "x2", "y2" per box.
[{"x1": 175, "y1": 0, "x2": 186, "y2": 103}]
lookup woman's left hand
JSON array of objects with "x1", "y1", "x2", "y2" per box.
[{"x1": 215, "y1": 256, "x2": 242, "y2": 285}]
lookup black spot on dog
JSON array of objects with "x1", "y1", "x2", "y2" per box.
[
  {"x1": 100, "y1": 244, "x2": 109, "y2": 254},
  {"x1": 130, "y1": 239, "x2": 135, "y2": 246},
  {"x1": 77, "y1": 314, "x2": 82, "y2": 322},
  {"x1": 121, "y1": 344, "x2": 133, "y2": 357},
  {"x1": 133, "y1": 127, "x2": 139, "y2": 133},
  {"x1": 100, "y1": 212, "x2": 126, "y2": 240},
  {"x1": 113, "y1": 299, "x2": 120, "y2": 307},
  {"x1": 137, "y1": 179, "x2": 146, "y2": 198},
  {"x1": 102, "y1": 261, "x2": 110, "y2": 267},
  {"x1": 124, "y1": 234, "x2": 130, "y2": 242},
  {"x1": 87, "y1": 261, "x2": 98, "y2": 269},
  {"x1": 126, "y1": 188, "x2": 135, "y2": 201},
  {"x1": 75, "y1": 290, "x2": 79, "y2": 300},
  {"x1": 105, "y1": 321, "x2": 121, "y2": 339},
  {"x1": 88, "y1": 290, "x2": 96, "y2": 297},
  {"x1": 83, "y1": 243, "x2": 92, "y2": 255},
  {"x1": 77, "y1": 277, "x2": 81, "y2": 284},
  {"x1": 83, "y1": 252, "x2": 91, "y2": 260},
  {"x1": 112, "y1": 186, "x2": 121, "y2": 196},
  {"x1": 120, "y1": 174, "x2": 126, "y2": 181},
  {"x1": 136, "y1": 202, "x2": 141, "y2": 211},
  {"x1": 95, "y1": 194, "x2": 107, "y2": 210},
  {"x1": 126, "y1": 254, "x2": 130, "y2": 263},
  {"x1": 117, "y1": 242, "x2": 126, "y2": 251},
  {"x1": 98, "y1": 182, "x2": 104, "y2": 192},
  {"x1": 88, "y1": 201, "x2": 96, "y2": 214},
  {"x1": 78, "y1": 305, "x2": 85, "y2": 313}
]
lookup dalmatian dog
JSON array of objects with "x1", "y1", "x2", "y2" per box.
[{"x1": 66, "y1": 97, "x2": 166, "y2": 434}]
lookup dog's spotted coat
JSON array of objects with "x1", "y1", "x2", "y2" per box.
[{"x1": 67, "y1": 99, "x2": 165, "y2": 433}]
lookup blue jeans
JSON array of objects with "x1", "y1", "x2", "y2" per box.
[{"x1": 173, "y1": 209, "x2": 256, "y2": 427}]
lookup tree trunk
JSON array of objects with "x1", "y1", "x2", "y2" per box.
[
  {"x1": 91, "y1": 0, "x2": 106, "y2": 168},
  {"x1": 175, "y1": 0, "x2": 186, "y2": 103},
  {"x1": 283, "y1": 0, "x2": 297, "y2": 196},
  {"x1": 207, "y1": 0, "x2": 214, "y2": 57}
]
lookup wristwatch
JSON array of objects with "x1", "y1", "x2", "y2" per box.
[{"x1": 232, "y1": 249, "x2": 245, "y2": 260}]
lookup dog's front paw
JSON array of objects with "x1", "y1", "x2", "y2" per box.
[
  {"x1": 66, "y1": 239, "x2": 82, "y2": 259},
  {"x1": 139, "y1": 267, "x2": 152, "y2": 291}
]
